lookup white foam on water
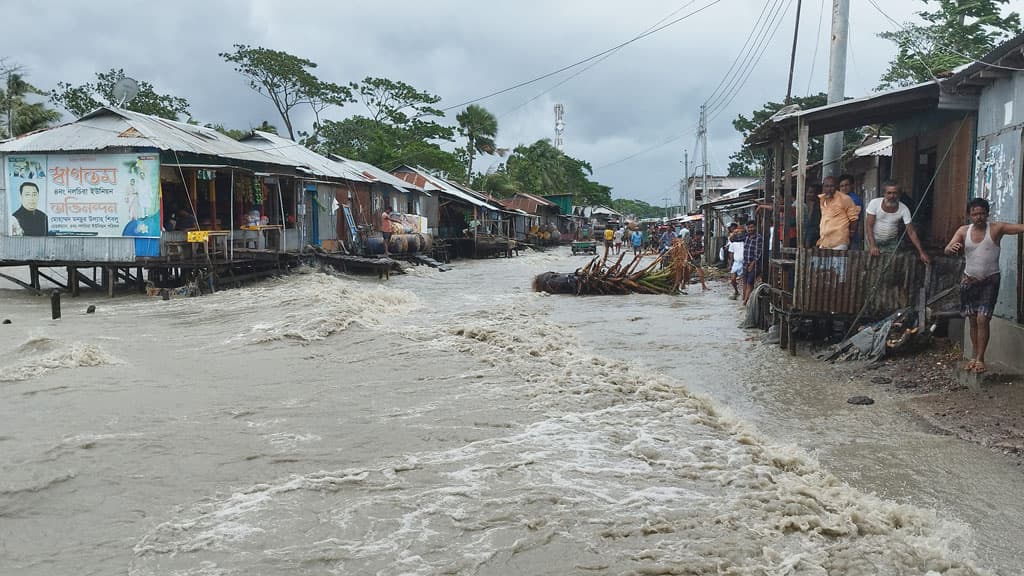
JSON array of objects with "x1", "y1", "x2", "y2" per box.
[
  {"x1": 0, "y1": 336, "x2": 122, "y2": 382},
  {"x1": 130, "y1": 300, "x2": 986, "y2": 575},
  {"x1": 222, "y1": 272, "x2": 421, "y2": 343}
]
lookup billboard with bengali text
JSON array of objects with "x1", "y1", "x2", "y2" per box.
[{"x1": 6, "y1": 153, "x2": 161, "y2": 237}]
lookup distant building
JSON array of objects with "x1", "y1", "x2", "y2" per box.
[{"x1": 681, "y1": 176, "x2": 762, "y2": 212}]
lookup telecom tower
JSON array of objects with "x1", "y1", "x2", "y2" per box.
[{"x1": 554, "y1": 104, "x2": 565, "y2": 151}]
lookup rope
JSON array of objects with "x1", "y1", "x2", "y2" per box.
[{"x1": 838, "y1": 114, "x2": 970, "y2": 342}]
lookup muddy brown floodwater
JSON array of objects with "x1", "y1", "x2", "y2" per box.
[{"x1": 0, "y1": 247, "x2": 1020, "y2": 575}]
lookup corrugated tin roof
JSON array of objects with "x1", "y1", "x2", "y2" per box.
[
  {"x1": 242, "y1": 131, "x2": 370, "y2": 182},
  {"x1": 331, "y1": 156, "x2": 422, "y2": 194},
  {"x1": 393, "y1": 166, "x2": 500, "y2": 210},
  {"x1": 0, "y1": 107, "x2": 296, "y2": 169},
  {"x1": 854, "y1": 136, "x2": 893, "y2": 158}
]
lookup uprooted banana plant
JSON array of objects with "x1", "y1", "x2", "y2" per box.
[{"x1": 533, "y1": 242, "x2": 691, "y2": 295}]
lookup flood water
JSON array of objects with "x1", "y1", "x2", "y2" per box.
[{"x1": 1, "y1": 247, "x2": 1021, "y2": 575}]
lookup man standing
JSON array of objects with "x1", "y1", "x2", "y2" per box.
[
  {"x1": 612, "y1": 226, "x2": 624, "y2": 255},
  {"x1": 742, "y1": 221, "x2": 763, "y2": 306},
  {"x1": 865, "y1": 181, "x2": 929, "y2": 263},
  {"x1": 802, "y1": 184, "x2": 821, "y2": 248},
  {"x1": 687, "y1": 229, "x2": 709, "y2": 291},
  {"x1": 727, "y1": 232, "x2": 745, "y2": 299},
  {"x1": 816, "y1": 176, "x2": 860, "y2": 250},
  {"x1": 944, "y1": 198, "x2": 1024, "y2": 374},
  {"x1": 380, "y1": 207, "x2": 395, "y2": 256},
  {"x1": 603, "y1": 226, "x2": 614, "y2": 254},
  {"x1": 12, "y1": 182, "x2": 48, "y2": 236},
  {"x1": 630, "y1": 227, "x2": 643, "y2": 256}
]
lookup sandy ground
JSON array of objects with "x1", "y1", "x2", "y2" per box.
[{"x1": 833, "y1": 338, "x2": 1024, "y2": 462}]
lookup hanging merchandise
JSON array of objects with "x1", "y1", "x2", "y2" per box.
[{"x1": 253, "y1": 178, "x2": 263, "y2": 204}]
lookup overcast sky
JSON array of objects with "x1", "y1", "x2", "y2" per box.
[{"x1": 2, "y1": 0, "x2": 925, "y2": 206}]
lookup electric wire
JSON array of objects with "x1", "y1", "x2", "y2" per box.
[
  {"x1": 863, "y1": 0, "x2": 1022, "y2": 77},
  {"x1": 704, "y1": 0, "x2": 789, "y2": 113},
  {"x1": 497, "y1": 0, "x2": 703, "y2": 120},
  {"x1": 592, "y1": 127, "x2": 698, "y2": 172},
  {"x1": 804, "y1": 0, "x2": 826, "y2": 95},
  {"x1": 840, "y1": 114, "x2": 970, "y2": 342},
  {"x1": 707, "y1": 0, "x2": 795, "y2": 121},
  {"x1": 701, "y1": 0, "x2": 782, "y2": 110},
  {"x1": 705, "y1": 0, "x2": 793, "y2": 117},
  {"x1": 439, "y1": 0, "x2": 728, "y2": 113}
]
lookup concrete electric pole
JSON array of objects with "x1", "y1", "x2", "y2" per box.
[{"x1": 822, "y1": 0, "x2": 849, "y2": 178}]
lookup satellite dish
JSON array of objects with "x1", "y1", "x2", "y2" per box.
[{"x1": 112, "y1": 77, "x2": 140, "y2": 107}]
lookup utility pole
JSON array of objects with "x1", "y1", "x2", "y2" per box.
[
  {"x1": 785, "y1": 0, "x2": 803, "y2": 104},
  {"x1": 822, "y1": 0, "x2": 849, "y2": 178},
  {"x1": 700, "y1": 105, "x2": 709, "y2": 209},
  {"x1": 680, "y1": 149, "x2": 689, "y2": 213}
]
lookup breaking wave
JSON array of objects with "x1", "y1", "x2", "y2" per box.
[
  {"x1": 216, "y1": 272, "x2": 422, "y2": 343},
  {"x1": 0, "y1": 336, "x2": 121, "y2": 382}
]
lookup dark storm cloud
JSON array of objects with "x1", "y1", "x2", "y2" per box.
[{"x1": 1, "y1": 0, "x2": 918, "y2": 204}]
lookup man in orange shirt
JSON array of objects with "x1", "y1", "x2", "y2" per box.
[{"x1": 816, "y1": 176, "x2": 860, "y2": 250}]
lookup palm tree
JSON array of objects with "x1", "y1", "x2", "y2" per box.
[
  {"x1": 456, "y1": 104, "x2": 498, "y2": 184},
  {"x1": 1, "y1": 73, "x2": 61, "y2": 138}
]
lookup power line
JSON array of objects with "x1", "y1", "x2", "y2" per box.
[
  {"x1": 593, "y1": 129, "x2": 696, "y2": 174},
  {"x1": 440, "y1": 0, "x2": 728, "y2": 113},
  {"x1": 707, "y1": 0, "x2": 795, "y2": 121},
  {"x1": 702, "y1": 0, "x2": 784, "y2": 110},
  {"x1": 804, "y1": 0, "x2": 826, "y2": 95},
  {"x1": 705, "y1": 0, "x2": 792, "y2": 116},
  {"x1": 863, "y1": 0, "x2": 1023, "y2": 75},
  {"x1": 497, "y1": 0, "x2": 703, "y2": 120}
]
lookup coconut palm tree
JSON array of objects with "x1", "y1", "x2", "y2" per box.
[
  {"x1": 1, "y1": 72, "x2": 61, "y2": 138},
  {"x1": 456, "y1": 104, "x2": 498, "y2": 184}
]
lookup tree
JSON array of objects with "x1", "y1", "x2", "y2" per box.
[
  {"x1": 878, "y1": 0, "x2": 1021, "y2": 88},
  {"x1": 1, "y1": 65, "x2": 60, "y2": 138},
  {"x1": 317, "y1": 77, "x2": 460, "y2": 177},
  {"x1": 610, "y1": 198, "x2": 662, "y2": 219},
  {"x1": 456, "y1": 104, "x2": 498, "y2": 183},
  {"x1": 219, "y1": 44, "x2": 352, "y2": 140},
  {"x1": 505, "y1": 139, "x2": 612, "y2": 206},
  {"x1": 352, "y1": 77, "x2": 445, "y2": 127},
  {"x1": 50, "y1": 68, "x2": 190, "y2": 120},
  {"x1": 728, "y1": 93, "x2": 863, "y2": 176}
]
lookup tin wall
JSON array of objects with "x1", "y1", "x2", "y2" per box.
[
  {"x1": 975, "y1": 73, "x2": 1023, "y2": 321},
  {"x1": 793, "y1": 248, "x2": 925, "y2": 317},
  {"x1": 0, "y1": 236, "x2": 136, "y2": 262}
]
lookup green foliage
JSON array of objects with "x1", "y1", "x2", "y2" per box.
[
  {"x1": 878, "y1": 0, "x2": 1021, "y2": 88},
  {"x1": 1, "y1": 65, "x2": 60, "y2": 138},
  {"x1": 610, "y1": 198, "x2": 662, "y2": 219},
  {"x1": 317, "y1": 77, "x2": 460, "y2": 178},
  {"x1": 352, "y1": 76, "x2": 445, "y2": 126},
  {"x1": 219, "y1": 44, "x2": 352, "y2": 140},
  {"x1": 205, "y1": 120, "x2": 279, "y2": 141},
  {"x1": 729, "y1": 93, "x2": 862, "y2": 175},
  {"x1": 50, "y1": 68, "x2": 190, "y2": 120},
  {"x1": 472, "y1": 168, "x2": 518, "y2": 198},
  {"x1": 456, "y1": 104, "x2": 498, "y2": 183},
  {"x1": 505, "y1": 139, "x2": 612, "y2": 206}
]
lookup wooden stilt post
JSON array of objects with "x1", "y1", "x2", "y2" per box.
[
  {"x1": 68, "y1": 266, "x2": 79, "y2": 297},
  {"x1": 29, "y1": 265, "x2": 39, "y2": 290},
  {"x1": 137, "y1": 267, "x2": 145, "y2": 293},
  {"x1": 104, "y1": 266, "x2": 114, "y2": 298}
]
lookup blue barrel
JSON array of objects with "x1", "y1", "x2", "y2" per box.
[{"x1": 364, "y1": 236, "x2": 387, "y2": 255}]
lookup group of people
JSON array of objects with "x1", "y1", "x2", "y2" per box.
[
  {"x1": 798, "y1": 174, "x2": 1024, "y2": 375},
  {"x1": 723, "y1": 220, "x2": 763, "y2": 305},
  {"x1": 800, "y1": 175, "x2": 929, "y2": 264}
]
